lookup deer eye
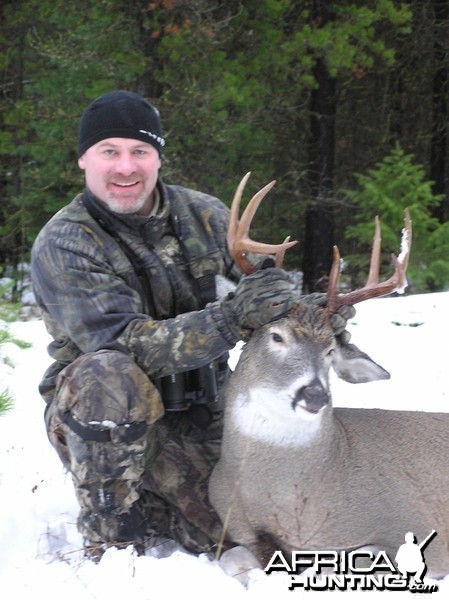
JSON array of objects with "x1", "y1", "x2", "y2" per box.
[{"x1": 271, "y1": 332, "x2": 284, "y2": 343}]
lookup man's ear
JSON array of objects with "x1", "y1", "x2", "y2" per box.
[
  {"x1": 78, "y1": 155, "x2": 86, "y2": 170},
  {"x1": 332, "y1": 338, "x2": 391, "y2": 384}
]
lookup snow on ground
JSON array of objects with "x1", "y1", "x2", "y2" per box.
[{"x1": 1, "y1": 291, "x2": 449, "y2": 598}]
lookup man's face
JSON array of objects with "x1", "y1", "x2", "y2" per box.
[{"x1": 78, "y1": 138, "x2": 162, "y2": 216}]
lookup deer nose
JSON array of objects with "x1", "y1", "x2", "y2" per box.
[{"x1": 292, "y1": 379, "x2": 330, "y2": 414}]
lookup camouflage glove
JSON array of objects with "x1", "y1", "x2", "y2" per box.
[
  {"x1": 221, "y1": 268, "x2": 295, "y2": 340},
  {"x1": 301, "y1": 292, "x2": 356, "y2": 343}
]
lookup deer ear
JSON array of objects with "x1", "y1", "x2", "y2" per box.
[{"x1": 332, "y1": 340, "x2": 391, "y2": 384}]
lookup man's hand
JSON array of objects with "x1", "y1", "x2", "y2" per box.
[
  {"x1": 301, "y1": 292, "x2": 356, "y2": 342},
  {"x1": 221, "y1": 268, "x2": 295, "y2": 340}
]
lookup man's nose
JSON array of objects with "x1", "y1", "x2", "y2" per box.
[{"x1": 114, "y1": 152, "x2": 137, "y2": 175}]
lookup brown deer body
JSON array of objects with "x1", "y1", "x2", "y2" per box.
[{"x1": 209, "y1": 302, "x2": 449, "y2": 577}]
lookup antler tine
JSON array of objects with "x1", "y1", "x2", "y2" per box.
[
  {"x1": 326, "y1": 245, "x2": 342, "y2": 314},
  {"x1": 327, "y1": 209, "x2": 412, "y2": 312},
  {"x1": 228, "y1": 172, "x2": 298, "y2": 274},
  {"x1": 274, "y1": 236, "x2": 293, "y2": 268},
  {"x1": 366, "y1": 215, "x2": 381, "y2": 286},
  {"x1": 398, "y1": 208, "x2": 412, "y2": 272}
]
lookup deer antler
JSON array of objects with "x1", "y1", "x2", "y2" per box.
[
  {"x1": 228, "y1": 172, "x2": 298, "y2": 274},
  {"x1": 326, "y1": 209, "x2": 412, "y2": 313}
]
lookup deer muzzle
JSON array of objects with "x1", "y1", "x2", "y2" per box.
[{"x1": 292, "y1": 379, "x2": 330, "y2": 414}]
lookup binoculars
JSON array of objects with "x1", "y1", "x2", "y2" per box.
[{"x1": 159, "y1": 362, "x2": 219, "y2": 411}]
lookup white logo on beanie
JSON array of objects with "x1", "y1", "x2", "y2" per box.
[{"x1": 139, "y1": 129, "x2": 166, "y2": 147}]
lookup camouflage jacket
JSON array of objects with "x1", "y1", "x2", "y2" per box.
[{"x1": 31, "y1": 180, "x2": 241, "y2": 401}]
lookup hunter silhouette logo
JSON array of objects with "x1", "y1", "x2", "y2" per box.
[
  {"x1": 395, "y1": 530, "x2": 437, "y2": 585},
  {"x1": 265, "y1": 530, "x2": 439, "y2": 593}
]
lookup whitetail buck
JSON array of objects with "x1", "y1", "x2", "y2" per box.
[{"x1": 209, "y1": 173, "x2": 449, "y2": 579}]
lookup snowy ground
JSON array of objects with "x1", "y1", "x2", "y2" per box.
[{"x1": 1, "y1": 291, "x2": 449, "y2": 598}]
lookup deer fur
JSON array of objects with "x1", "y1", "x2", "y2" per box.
[{"x1": 209, "y1": 302, "x2": 449, "y2": 578}]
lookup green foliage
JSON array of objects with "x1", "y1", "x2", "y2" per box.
[
  {"x1": 0, "y1": 0, "x2": 421, "y2": 284},
  {"x1": 0, "y1": 328, "x2": 32, "y2": 355},
  {"x1": 0, "y1": 279, "x2": 25, "y2": 320},
  {"x1": 0, "y1": 0, "x2": 149, "y2": 265},
  {"x1": 284, "y1": 1, "x2": 411, "y2": 79},
  {"x1": 147, "y1": 0, "x2": 412, "y2": 258},
  {"x1": 0, "y1": 324, "x2": 32, "y2": 416},
  {"x1": 0, "y1": 388, "x2": 14, "y2": 416},
  {"x1": 343, "y1": 145, "x2": 449, "y2": 292}
]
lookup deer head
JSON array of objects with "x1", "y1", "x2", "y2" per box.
[{"x1": 226, "y1": 173, "x2": 412, "y2": 417}]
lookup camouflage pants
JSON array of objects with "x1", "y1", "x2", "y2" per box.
[{"x1": 44, "y1": 350, "x2": 226, "y2": 553}]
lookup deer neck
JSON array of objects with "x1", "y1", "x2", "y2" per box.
[{"x1": 226, "y1": 383, "x2": 336, "y2": 450}]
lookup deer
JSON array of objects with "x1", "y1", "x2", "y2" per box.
[{"x1": 208, "y1": 173, "x2": 449, "y2": 581}]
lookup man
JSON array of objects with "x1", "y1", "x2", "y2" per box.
[
  {"x1": 30, "y1": 90, "x2": 297, "y2": 556},
  {"x1": 31, "y1": 90, "x2": 351, "y2": 557}
]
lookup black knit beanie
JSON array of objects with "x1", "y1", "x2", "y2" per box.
[{"x1": 77, "y1": 90, "x2": 165, "y2": 157}]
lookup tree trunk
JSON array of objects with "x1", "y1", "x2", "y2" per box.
[
  {"x1": 302, "y1": 53, "x2": 337, "y2": 292},
  {"x1": 430, "y1": 0, "x2": 449, "y2": 222}
]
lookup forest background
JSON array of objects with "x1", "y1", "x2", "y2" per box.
[{"x1": 2, "y1": 0, "x2": 449, "y2": 297}]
